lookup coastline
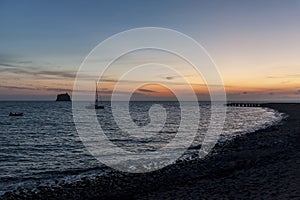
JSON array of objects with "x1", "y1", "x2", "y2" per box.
[{"x1": 2, "y1": 103, "x2": 299, "y2": 199}]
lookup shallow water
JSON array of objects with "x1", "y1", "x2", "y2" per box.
[{"x1": 0, "y1": 101, "x2": 283, "y2": 192}]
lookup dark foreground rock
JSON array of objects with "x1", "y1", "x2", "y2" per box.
[{"x1": 2, "y1": 103, "x2": 300, "y2": 200}]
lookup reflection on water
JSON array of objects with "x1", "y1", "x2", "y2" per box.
[{"x1": 0, "y1": 101, "x2": 282, "y2": 192}]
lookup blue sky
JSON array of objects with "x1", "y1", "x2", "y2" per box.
[{"x1": 0, "y1": 0, "x2": 299, "y2": 101}]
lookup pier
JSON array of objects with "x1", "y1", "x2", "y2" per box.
[{"x1": 226, "y1": 103, "x2": 261, "y2": 107}]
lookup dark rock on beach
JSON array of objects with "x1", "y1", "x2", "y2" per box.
[{"x1": 1, "y1": 103, "x2": 300, "y2": 200}]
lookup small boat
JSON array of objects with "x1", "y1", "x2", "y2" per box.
[
  {"x1": 86, "y1": 81, "x2": 104, "y2": 109},
  {"x1": 95, "y1": 105, "x2": 104, "y2": 109},
  {"x1": 9, "y1": 112, "x2": 23, "y2": 116}
]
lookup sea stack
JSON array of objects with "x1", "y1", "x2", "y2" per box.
[{"x1": 56, "y1": 93, "x2": 71, "y2": 101}]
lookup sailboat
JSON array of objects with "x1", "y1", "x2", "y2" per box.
[
  {"x1": 86, "y1": 81, "x2": 104, "y2": 109},
  {"x1": 94, "y1": 81, "x2": 104, "y2": 109}
]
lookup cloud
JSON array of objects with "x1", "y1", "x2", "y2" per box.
[
  {"x1": 165, "y1": 76, "x2": 176, "y2": 80},
  {"x1": 162, "y1": 74, "x2": 193, "y2": 80},
  {"x1": 0, "y1": 85, "x2": 40, "y2": 91},
  {"x1": 267, "y1": 74, "x2": 300, "y2": 79},
  {"x1": 0, "y1": 63, "x2": 19, "y2": 68},
  {"x1": 0, "y1": 67, "x2": 35, "y2": 74},
  {"x1": 17, "y1": 61, "x2": 33, "y2": 64},
  {"x1": 0, "y1": 57, "x2": 78, "y2": 79},
  {"x1": 0, "y1": 59, "x2": 228, "y2": 88},
  {"x1": 0, "y1": 57, "x2": 39, "y2": 69},
  {"x1": 99, "y1": 90, "x2": 131, "y2": 95},
  {"x1": 94, "y1": 88, "x2": 158, "y2": 96},
  {"x1": 38, "y1": 70, "x2": 76, "y2": 78},
  {"x1": 166, "y1": 77, "x2": 173, "y2": 80},
  {"x1": 43, "y1": 87, "x2": 72, "y2": 92},
  {"x1": 0, "y1": 85, "x2": 75, "y2": 93},
  {"x1": 138, "y1": 88, "x2": 156, "y2": 93},
  {"x1": 0, "y1": 65, "x2": 77, "y2": 79}
]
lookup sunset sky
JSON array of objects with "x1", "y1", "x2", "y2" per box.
[{"x1": 0, "y1": 0, "x2": 299, "y2": 101}]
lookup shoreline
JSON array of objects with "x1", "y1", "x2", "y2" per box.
[{"x1": 2, "y1": 103, "x2": 299, "y2": 199}]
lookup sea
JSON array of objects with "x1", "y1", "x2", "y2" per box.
[{"x1": 0, "y1": 101, "x2": 283, "y2": 194}]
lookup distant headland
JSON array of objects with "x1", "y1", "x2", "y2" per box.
[{"x1": 56, "y1": 93, "x2": 71, "y2": 101}]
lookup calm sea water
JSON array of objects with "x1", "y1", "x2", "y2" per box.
[{"x1": 0, "y1": 101, "x2": 283, "y2": 193}]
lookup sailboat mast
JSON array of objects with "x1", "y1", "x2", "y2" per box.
[{"x1": 95, "y1": 81, "x2": 98, "y2": 105}]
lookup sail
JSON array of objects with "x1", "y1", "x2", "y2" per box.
[
  {"x1": 94, "y1": 81, "x2": 104, "y2": 109},
  {"x1": 85, "y1": 81, "x2": 103, "y2": 109}
]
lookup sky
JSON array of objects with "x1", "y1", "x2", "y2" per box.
[{"x1": 0, "y1": 0, "x2": 299, "y2": 101}]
